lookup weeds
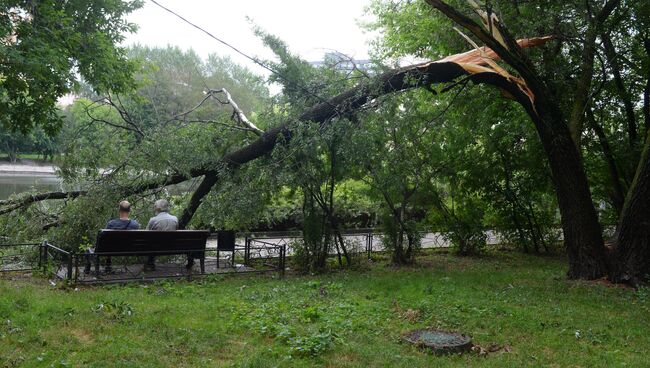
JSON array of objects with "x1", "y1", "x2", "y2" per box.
[{"x1": 1, "y1": 251, "x2": 648, "y2": 367}]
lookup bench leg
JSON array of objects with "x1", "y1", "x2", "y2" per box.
[
  {"x1": 95, "y1": 255, "x2": 100, "y2": 277},
  {"x1": 200, "y1": 256, "x2": 205, "y2": 274}
]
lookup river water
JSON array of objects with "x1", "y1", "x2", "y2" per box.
[
  {"x1": 0, "y1": 169, "x2": 193, "y2": 200},
  {"x1": 0, "y1": 174, "x2": 62, "y2": 200}
]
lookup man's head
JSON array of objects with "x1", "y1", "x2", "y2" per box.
[
  {"x1": 153, "y1": 199, "x2": 170, "y2": 215},
  {"x1": 118, "y1": 200, "x2": 131, "y2": 218}
]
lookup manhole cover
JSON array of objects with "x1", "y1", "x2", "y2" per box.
[{"x1": 403, "y1": 329, "x2": 472, "y2": 355}]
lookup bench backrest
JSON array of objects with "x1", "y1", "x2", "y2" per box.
[{"x1": 95, "y1": 230, "x2": 210, "y2": 255}]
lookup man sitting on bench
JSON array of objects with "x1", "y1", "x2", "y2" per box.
[
  {"x1": 144, "y1": 199, "x2": 178, "y2": 271},
  {"x1": 85, "y1": 200, "x2": 140, "y2": 273}
]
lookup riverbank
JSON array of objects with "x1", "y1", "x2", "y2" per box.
[
  {"x1": 0, "y1": 161, "x2": 61, "y2": 199},
  {"x1": 0, "y1": 160, "x2": 57, "y2": 175}
]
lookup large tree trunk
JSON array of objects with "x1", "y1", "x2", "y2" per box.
[
  {"x1": 612, "y1": 129, "x2": 650, "y2": 283},
  {"x1": 527, "y1": 92, "x2": 607, "y2": 277},
  {"x1": 537, "y1": 114, "x2": 607, "y2": 278}
]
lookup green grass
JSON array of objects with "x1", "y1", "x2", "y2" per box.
[
  {"x1": 0, "y1": 154, "x2": 59, "y2": 163},
  {"x1": 0, "y1": 153, "x2": 44, "y2": 160},
  {"x1": 1, "y1": 250, "x2": 648, "y2": 367}
]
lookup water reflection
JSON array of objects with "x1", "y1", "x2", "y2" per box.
[
  {"x1": 0, "y1": 174, "x2": 196, "y2": 200},
  {"x1": 0, "y1": 174, "x2": 62, "y2": 200}
]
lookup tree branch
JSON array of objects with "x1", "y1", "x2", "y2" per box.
[
  {"x1": 2, "y1": 40, "x2": 549, "y2": 224},
  {"x1": 207, "y1": 88, "x2": 264, "y2": 136},
  {"x1": 0, "y1": 190, "x2": 86, "y2": 215}
]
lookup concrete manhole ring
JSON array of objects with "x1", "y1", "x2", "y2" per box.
[{"x1": 403, "y1": 329, "x2": 472, "y2": 355}]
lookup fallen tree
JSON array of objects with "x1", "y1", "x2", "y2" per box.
[
  {"x1": 2, "y1": 38, "x2": 557, "y2": 257},
  {"x1": 172, "y1": 38, "x2": 552, "y2": 229},
  {"x1": 0, "y1": 190, "x2": 86, "y2": 216},
  {"x1": 1, "y1": 39, "x2": 546, "y2": 216}
]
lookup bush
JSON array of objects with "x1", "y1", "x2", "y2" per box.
[{"x1": 380, "y1": 211, "x2": 421, "y2": 264}]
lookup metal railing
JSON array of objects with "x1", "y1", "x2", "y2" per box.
[
  {"x1": 243, "y1": 238, "x2": 286, "y2": 276},
  {"x1": 6, "y1": 228, "x2": 462, "y2": 283},
  {"x1": 240, "y1": 228, "x2": 460, "y2": 261},
  {"x1": 34, "y1": 236, "x2": 287, "y2": 284},
  {"x1": 41, "y1": 241, "x2": 74, "y2": 280},
  {"x1": 0, "y1": 242, "x2": 41, "y2": 272}
]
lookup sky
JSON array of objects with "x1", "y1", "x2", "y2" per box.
[{"x1": 124, "y1": 0, "x2": 377, "y2": 76}]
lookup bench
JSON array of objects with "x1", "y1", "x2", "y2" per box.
[{"x1": 92, "y1": 229, "x2": 210, "y2": 275}]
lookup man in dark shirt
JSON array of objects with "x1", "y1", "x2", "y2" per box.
[
  {"x1": 85, "y1": 200, "x2": 140, "y2": 273},
  {"x1": 106, "y1": 201, "x2": 140, "y2": 230}
]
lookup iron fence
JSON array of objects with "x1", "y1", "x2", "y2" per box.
[
  {"x1": 0, "y1": 242, "x2": 41, "y2": 272},
  {"x1": 239, "y1": 229, "x2": 461, "y2": 262},
  {"x1": 41, "y1": 241, "x2": 74, "y2": 280},
  {"x1": 36, "y1": 236, "x2": 286, "y2": 284},
  {"x1": 6, "y1": 228, "x2": 459, "y2": 283}
]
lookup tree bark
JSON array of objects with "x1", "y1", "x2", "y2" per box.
[
  {"x1": 534, "y1": 111, "x2": 607, "y2": 278},
  {"x1": 601, "y1": 32, "x2": 638, "y2": 147},
  {"x1": 643, "y1": 34, "x2": 650, "y2": 132},
  {"x1": 613, "y1": 128, "x2": 650, "y2": 283},
  {"x1": 0, "y1": 190, "x2": 86, "y2": 215},
  {"x1": 568, "y1": 28, "x2": 598, "y2": 148},
  {"x1": 587, "y1": 108, "x2": 626, "y2": 214},
  {"x1": 178, "y1": 173, "x2": 220, "y2": 229}
]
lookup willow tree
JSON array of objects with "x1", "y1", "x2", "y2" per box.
[
  {"x1": 418, "y1": 0, "x2": 619, "y2": 279},
  {"x1": 0, "y1": 0, "x2": 142, "y2": 134}
]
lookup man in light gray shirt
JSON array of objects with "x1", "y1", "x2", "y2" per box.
[
  {"x1": 144, "y1": 199, "x2": 178, "y2": 271},
  {"x1": 147, "y1": 199, "x2": 178, "y2": 231}
]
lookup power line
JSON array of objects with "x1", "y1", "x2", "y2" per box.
[{"x1": 148, "y1": 0, "x2": 332, "y2": 107}]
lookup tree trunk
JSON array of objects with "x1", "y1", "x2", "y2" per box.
[
  {"x1": 643, "y1": 75, "x2": 650, "y2": 132},
  {"x1": 534, "y1": 110, "x2": 607, "y2": 278},
  {"x1": 643, "y1": 34, "x2": 650, "y2": 132},
  {"x1": 498, "y1": 148, "x2": 531, "y2": 252},
  {"x1": 567, "y1": 27, "x2": 598, "y2": 148},
  {"x1": 178, "y1": 173, "x2": 219, "y2": 229},
  {"x1": 602, "y1": 32, "x2": 638, "y2": 147},
  {"x1": 527, "y1": 201, "x2": 550, "y2": 253},
  {"x1": 587, "y1": 108, "x2": 626, "y2": 214},
  {"x1": 612, "y1": 128, "x2": 650, "y2": 283}
]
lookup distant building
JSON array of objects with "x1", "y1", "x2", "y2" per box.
[{"x1": 309, "y1": 52, "x2": 373, "y2": 72}]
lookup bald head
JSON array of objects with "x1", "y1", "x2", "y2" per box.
[{"x1": 118, "y1": 200, "x2": 131, "y2": 213}]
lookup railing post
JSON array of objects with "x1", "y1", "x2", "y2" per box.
[
  {"x1": 67, "y1": 252, "x2": 73, "y2": 280},
  {"x1": 74, "y1": 253, "x2": 79, "y2": 282},
  {"x1": 38, "y1": 242, "x2": 43, "y2": 269},
  {"x1": 41, "y1": 241, "x2": 49, "y2": 271},
  {"x1": 187, "y1": 252, "x2": 192, "y2": 281},
  {"x1": 244, "y1": 237, "x2": 250, "y2": 266},
  {"x1": 280, "y1": 245, "x2": 286, "y2": 278}
]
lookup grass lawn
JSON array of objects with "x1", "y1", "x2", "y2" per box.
[
  {"x1": 0, "y1": 154, "x2": 44, "y2": 161},
  {"x1": 1, "y1": 250, "x2": 648, "y2": 367},
  {"x1": 0, "y1": 154, "x2": 58, "y2": 164}
]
